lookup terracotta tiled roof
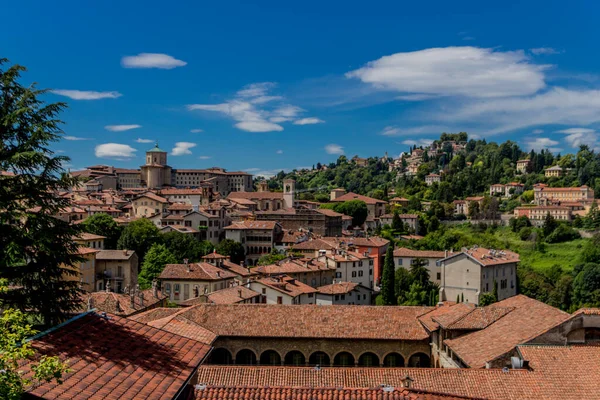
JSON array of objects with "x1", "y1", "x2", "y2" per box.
[
  {"x1": 224, "y1": 220, "x2": 278, "y2": 230},
  {"x1": 330, "y1": 192, "x2": 387, "y2": 204},
  {"x1": 317, "y1": 281, "x2": 363, "y2": 295},
  {"x1": 445, "y1": 306, "x2": 515, "y2": 330},
  {"x1": 194, "y1": 386, "x2": 474, "y2": 399},
  {"x1": 291, "y1": 238, "x2": 337, "y2": 250},
  {"x1": 159, "y1": 262, "x2": 237, "y2": 281},
  {"x1": 221, "y1": 260, "x2": 258, "y2": 277},
  {"x1": 255, "y1": 259, "x2": 333, "y2": 275},
  {"x1": 129, "y1": 307, "x2": 181, "y2": 324},
  {"x1": 74, "y1": 232, "x2": 106, "y2": 241},
  {"x1": 77, "y1": 246, "x2": 101, "y2": 255},
  {"x1": 394, "y1": 248, "x2": 448, "y2": 258},
  {"x1": 206, "y1": 285, "x2": 261, "y2": 304},
  {"x1": 315, "y1": 208, "x2": 344, "y2": 217},
  {"x1": 254, "y1": 275, "x2": 318, "y2": 297},
  {"x1": 401, "y1": 235, "x2": 425, "y2": 241},
  {"x1": 160, "y1": 188, "x2": 205, "y2": 195},
  {"x1": 168, "y1": 202, "x2": 193, "y2": 211},
  {"x1": 573, "y1": 307, "x2": 600, "y2": 316},
  {"x1": 202, "y1": 252, "x2": 229, "y2": 260},
  {"x1": 419, "y1": 303, "x2": 474, "y2": 332},
  {"x1": 444, "y1": 247, "x2": 520, "y2": 267},
  {"x1": 170, "y1": 304, "x2": 432, "y2": 340},
  {"x1": 136, "y1": 191, "x2": 170, "y2": 203},
  {"x1": 95, "y1": 249, "x2": 136, "y2": 260},
  {"x1": 194, "y1": 366, "x2": 543, "y2": 400},
  {"x1": 323, "y1": 236, "x2": 390, "y2": 248},
  {"x1": 444, "y1": 295, "x2": 570, "y2": 368},
  {"x1": 22, "y1": 312, "x2": 210, "y2": 400},
  {"x1": 227, "y1": 191, "x2": 283, "y2": 200},
  {"x1": 83, "y1": 289, "x2": 167, "y2": 317}
]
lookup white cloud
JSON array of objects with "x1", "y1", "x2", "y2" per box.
[
  {"x1": 325, "y1": 144, "x2": 344, "y2": 155},
  {"x1": 436, "y1": 87, "x2": 600, "y2": 135},
  {"x1": 105, "y1": 124, "x2": 142, "y2": 132},
  {"x1": 121, "y1": 53, "x2": 187, "y2": 69},
  {"x1": 95, "y1": 143, "x2": 137, "y2": 159},
  {"x1": 531, "y1": 47, "x2": 561, "y2": 55},
  {"x1": 556, "y1": 128, "x2": 599, "y2": 149},
  {"x1": 52, "y1": 90, "x2": 122, "y2": 100},
  {"x1": 276, "y1": 150, "x2": 283, "y2": 154},
  {"x1": 188, "y1": 83, "x2": 309, "y2": 133},
  {"x1": 198, "y1": 155, "x2": 211, "y2": 160},
  {"x1": 244, "y1": 168, "x2": 261, "y2": 172},
  {"x1": 401, "y1": 138, "x2": 435, "y2": 147},
  {"x1": 63, "y1": 136, "x2": 91, "y2": 141},
  {"x1": 346, "y1": 46, "x2": 547, "y2": 98},
  {"x1": 532, "y1": 129, "x2": 544, "y2": 134},
  {"x1": 55, "y1": 150, "x2": 65, "y2": 153},
  {"x1": 396, "y1": 94, "x2": 440, "y2": 101},
  {"x1": 523, "y1": 137, "x2": 562, "y2": 153},
  {"x1": 381, "y1": 125, "x2": 448, "y2": 136},
  {"x1": 293, "y1": 117, "x2": 325, "y2": 125},
  {"x1": 190, "y1": 129, "x2": 203, "y2": 133},
  {"x1": 171, "y1": 142, "x2": 197, "y2": 156},
  {"x1": 135, "y1": 138, "x2": 153, "y2": 143}
]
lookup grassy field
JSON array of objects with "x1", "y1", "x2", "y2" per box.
[{"x1": 443, "y1": 224, "x2": 587, "y2": 274}]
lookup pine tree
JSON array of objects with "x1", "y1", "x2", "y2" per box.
[
  {"x1": 461, "y1": 292, "x2": 464, "y2": 302},
  {"x1": 492, "y1": 279, "x2": 498, "y2": 301},
  {"x1": 456, "y1": 294, "x2": 460, "y2": 303},
  {"x1": 0, "y1": 59, "x2": 83, "y2": 327},
  {"x1": 380, "y1": 244, "x2": 396, "y2": 305}
]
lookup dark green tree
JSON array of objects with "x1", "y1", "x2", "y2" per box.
[
  {"x1": 392, "y1": 211, "x2": 402, "y2": 231},
  {"x1": 257, "y1": 249, "x2": 288, "y2": 265},
  {"x1": 479, "y1": 292, "x2": 496, "y2": 306},
  {"x1": 402, "y1": 282, "x2": 428, "y2": 306},
  {"x1": 380, "y1": 244, "x2": 396, "y2": 305},
  {"x1": 572, "y1": 263, "x2": 600, "y2": 307},
  {"x1": 138, "y1": 243, "x2": 177, "y2": 289},
  {"x1": 162, "y1": 231, "x2": 211, "y2": 262},
  {"x1": 216, "y1": 239, "x2": 245, "y2": 264},
  {"x1": 81, "y1": 213, "x2": 122, "y2": 249},
  {"x1": 117, "y1": 218, "x2": 163, "y2": 262},
  {"x1": 410, "y1": 259, "x2": 430, "y2": 288},
  {"x1": 334, "y1": 200, "x2": 368, "y2": 227},
  {"x1": 394, "y1": 267, "x2": 412, "y2": 304},
  {"x1": 581, "y1": 234, "x2": 600, "y2": 264},
  {"x1": 0, "y1": 59, "x2": 83, "y2": 326},
  {"x1": 542, "y1": 212, "x2": 558, "y2": 238}
]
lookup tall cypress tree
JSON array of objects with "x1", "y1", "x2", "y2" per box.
[
  {"x1": 0, "y1": 59, "x2": 82, "y2": 327},
  {"x1": 380, "y1": 244, "x2": 396, "y2": 305}
]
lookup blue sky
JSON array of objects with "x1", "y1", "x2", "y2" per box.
[{"x1": 3, "y1": 0, "x2": 600, "y2": 177}]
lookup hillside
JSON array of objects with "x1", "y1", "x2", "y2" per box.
[{"x1": 262, "y1": 133, "x2": 600, "y2": 205}]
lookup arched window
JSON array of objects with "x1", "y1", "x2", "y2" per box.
[
  {"x1": 260, "y1": 350, "x2": 281, "y2": 365},
  {"x1": 210, "y1": 348, "x2": 232, "y2": 365},
  {"x1": 408, "y1": 352, "x2": 430, "y2": 368},
  {"x1": 284, "y1": 351, "x2": 306, "y2": 366},
  {"x1": 333, "y1": 352, "x2": 355, "y2": 367},
  {"x1": 309, "y1": 351, "x2": 330, "y2": 367},
  {"x1": 236, "y1": 349, "x2": 257, "y2": 365},
  {"x1": 383, "y1": 353, "x2": 405, "y2": 367},
  {"x1": 358, "y1": 352, "x2": 380, "y2": 367}
]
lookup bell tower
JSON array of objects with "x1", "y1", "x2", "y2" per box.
[{"x1": 283, "y1": 179, "x2": 295, "y2": 209}]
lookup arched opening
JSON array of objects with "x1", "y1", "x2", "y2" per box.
[
  {"x1": 309, "y1": 351, "x2": 330, "y2": 367},
  {"x1": 284, "y1": 351, "x2": 306, "y2": 366},
  {"x1": 333, "y1": 352, "x2": 355, "y2": 367},
  {"x1": 236, "y1": 349, "x2": 257, "y2": 365},
  {"x1": 408, "y1": 352, "x2": 431, "y2": 368},
  {"x1": 586, "y1": 328, "x2": 600, "y2": 343},
  {"x1": 358, "y1": 352, "x2": 380, "y2": 367},
  {"x1": 210, "y1": 348, "x2": 232, "y2": 365},
  {"x1": 383, "y1": 353, "x2": 405, "y2": 367},
  {"x1": 260, "y1": 350, "x2": 281, "y2": 365}
]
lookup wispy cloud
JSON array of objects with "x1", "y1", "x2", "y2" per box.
[
  {"x1": 105, "y1": 124, "x2": 142, "y2": 132},
  {"x1": 293, "y1": 117, "x2": 324, "y2": 125},
  {"x1": 523, "y1": 137, "x2": 562, "y2": 153},
  {"x1": 95, "y1": 143, "x2": 137, "y2": 159},
  {"x1": 346, "y1": 46, "x2": 548, "y2": 98},
  {"x1": 532, "y1": 129, "x2": 544, "y2": 134},
  {"x1": 381, "y1": 125, "x2": 448, "y2": 136},
  {"x1": 135, "y1": 138, "x2": 153, "y2": 143},
  {"x1": 325, "y1": 144, "x2": 344, "y2": 155},
  {"x1": 187, "y1": 83, "x2": 317, "y2": 133},
  {"x1": 63, "y1": 136, "x2": 91, "y2": 141},
  {"x1": 198, "y1": 155, "x2": 211, "y2": 160},
  {"x1": 171, "y1": 142, "x2": 197, "y2": 156},
  {"x1": 121, "y1": 53, "x2": 187, "y2": 69},
  {"x1": 396, "y1": 94, "x2": 440, "y2": 101},
  {"x1": 52, "y1": 90, "x2": 122, "y2": 100},
  {"x1": 190, "y1": 129, "x2": 203, "y2": 133},
  {"x1": 556, "y1": 128, "x2": 599, "y2": 150},
  {"x1": 400, "y1": 138, "x2": 435, "y2": 147},
  {"x1": 276, "y1": 150, "x2": 283, "y2": 154},
  {"x1": 531, "y1": 47, "x2": 561, "y2": 55}
]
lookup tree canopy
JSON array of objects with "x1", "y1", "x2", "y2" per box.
[
  {"x1": 215, "y1": 239, "x2": 245, "y2": 264},
  {"x1": 117, "y1": 218, "x2": 162, "y2": 262},
  {"x1": 138, "y1": 244, "x2": 178, "y2": 289},
  {"x1": 81, "y1": 213, "x2": 122, "y2": 249}
]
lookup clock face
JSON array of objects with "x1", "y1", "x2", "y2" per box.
[{"x1": 286, "y1": 185, "x2": 291, "y2": 192}]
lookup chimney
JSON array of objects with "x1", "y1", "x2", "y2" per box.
[
  {"x1": 238, "y1": 289, "x2": 242, "y2": 298},
  {"x1": 185, "y1": 258, "x2": 190, "y2": 272},
  {"x1": 130, "y1": 292, "x2": 135, "y2": 309},
  {"x1": 123, "y1": 249, "x2": 128, "y2": 256},
  {"x1": 139, "y1": 291, "x2": 144, "y2": 307},
  {"x1": 152, "y1": 280, "x2": 158, "y2": 298},
  {"x1": 217, "y1": 271, "x2": 221, "y2": 278},
  {"x1": 400, "y1": 375, "x2": 414, "y2": 389},
  {"x1": 87, "y1": 296, "x2": 93, "y2": 311},
  {"x1": 444, "y1": 250, "x2": 448, "y2": 258}
]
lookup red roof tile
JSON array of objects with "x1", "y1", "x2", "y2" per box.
[
  {"x1": 83, "y1": 289, "x2": 167, "y2": 317},
  {"x1": 444, "y1": 295, "x2": 569, "y2": 368},
  {"x1": 159, "y1": 262, "x2": 237, "y2": 281},
  {"x1": 254, "y1": 275, "x2": 317, "y2": 297},
  {"x1": 330, "y1": 192, "x2": 387, "y2": 205},
  {"x1": 22, "y1": 312, "x2": 210, "y2": 400},
  {"x1": 224, "y1": 220, "x2": 279, "y2": 230},
  {"x1": 205, "y1": 285, "x2": 260, "y2": 304},
  {"x1": 317, "y1": 281, "x2": 363, "y2": 295},
  {"x1": 394, "y1": 248, "x2": 448, "y2": 258},
  {"x1": 419, "y1": 303, "x2": 474, "y2": 332}
]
